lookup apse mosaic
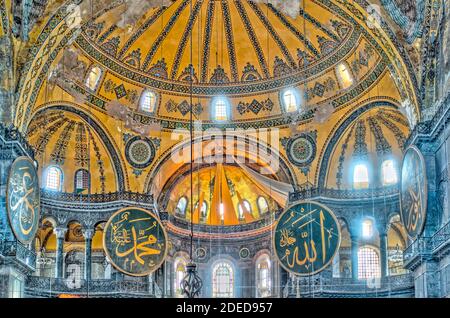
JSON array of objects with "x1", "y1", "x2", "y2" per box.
[{"x1": 6, "y1": 156, "x2": 41, "y2": 244}]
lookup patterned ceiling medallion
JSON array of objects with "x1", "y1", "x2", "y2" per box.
[
  {"x1": 125, "y1": 136, "x2": 155, "y2": 169},
  {"x1": 285, "y1": 134, "x2": 317, "y2": 172},
  {"x1": 239, "y1": 248, "x2": 251, "y2": 260},
  {"x1": 195, "y1": 247, "x2": 207, "y2": 261}
]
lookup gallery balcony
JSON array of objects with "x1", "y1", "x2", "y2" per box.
[
  {"x1": 0, "y1": 241, "x2": 36, "y2": 272},
  {"x1": 431, "y1": 221, "x2": 450, "y2": 255},
  {"x1": 283, "y1": 273, "x2": 414, "y2": 298},
  {"x1": 25, "y1": 277, "x2": 162, "y2": 298}
]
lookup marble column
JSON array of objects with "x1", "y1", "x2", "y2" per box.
[
  {"x1": 350, "y1": 234, "x2": 359, "y2": 280},
  {"x1": 83, "y1": 229, "x2": 95, "y2": 281},
  {"x1": 54, "y1": 228, "x2": 67, "y2": 279},
  {"x1": 379, "y1": 231, "x2": 388, "y2": 278}
]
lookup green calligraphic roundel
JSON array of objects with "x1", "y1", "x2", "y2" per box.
[
  {"x1": 6, "y1": 156, "x2": 41, "y2": 245},
  {"x1": 273, "y1": 201, "x2": 341, "y2": 276},
  {"x1": 400, "y1": 146, "x2": 428, "y2": 239},
  {"x1": 103, "y1": 207, "x2": 168, "y2": 277}
]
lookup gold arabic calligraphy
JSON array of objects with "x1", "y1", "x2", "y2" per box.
[
  {"x1": 109, "y1": 212, "x2": 164, "y2": 272},
  {"x1": 9, "y1": 167, "x2": 38, "y2": 236},
  {"x1": 277, "y1": 206, "x2": 339, "y2": 273}
]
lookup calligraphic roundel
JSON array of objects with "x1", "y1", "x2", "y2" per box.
[
  {"x1": 273, "y1": 201, "x2": 341, "y2": 276},
  {"x1": 103, "y1": 207, "x2": 168, "y2": 277},
  {"x1": 7, "y1": 156, "x2": 41, "y2": 245},
  {"x1": 400, "y1": 146, "x2": 428, "y2": 239}
]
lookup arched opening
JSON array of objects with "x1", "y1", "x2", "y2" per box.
[
  {"x1": 255, "y1": 254, "x2": 271, "y2": 298},
  {"x1": 140, "y1": 90, "x2": 157, "y2": 113},
  {"x1": 336, "y1": 62, "x2": 354, "y2": 89},
  {"x1": 358, "y1": 246, "x2": 381, "y2": 280},
  {"x1": 353, "y1": 163, "x2": 369, "y2": 189},
  {"x1": 44, "y1": 166, "x2": 63, "y2": 192},
  {"x1": 381, "y1": 159, "x2": 398, "y2": 186},
  {"x1": 74, "y1": 169, "x2": 90, "y2": 193},
  {"x1": 85, "y1": 65, "x2": 102, "y2": 91},
  {"x1": 212, "y1": 261, "x2": 234, "y2": 298}
]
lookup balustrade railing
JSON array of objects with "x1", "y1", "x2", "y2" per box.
[
  {"x1": 283, "y1": 273, "x2": 414, "y2": 297},
  {"x1": 432, "y1": 221, "x2": 450, "y2": 252},
  {"x1": 25, "y1": 277, "x2": 157, "y2": 297},
  {"x1": 41, "y1": 190, "x2": 154, "y2": 204},
  {"x1": 403, "y1": 237, "x2": 432, "y2": 264},
  {"x1": 0, "y1": 241, "x2": 36, "y2": 270},
  {"x1": 289, "y1": 186, "x2": 399, "y2": 202}
]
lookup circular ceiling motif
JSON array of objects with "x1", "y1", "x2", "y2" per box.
[
  {"x1": 125, "y1": 136, "x2": 156, "y2": 169},
  {"x1": 6, "y1": 156, "x2": 41, "y2": 245},
  {"x1": 400, "y1": 146, "x2": 427, "y2": 239},
  {"x1": 103, "y1": 207, "x2": 168, "y2": 277},
  {"x1": 286, "y1": 134, "x2": 316, "y2": 167},
  {"x1": 273, "y1": 201, "x2": 340, "y2": 276}
]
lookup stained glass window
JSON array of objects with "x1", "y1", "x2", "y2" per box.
[
  {"x1": 358, "y1": 246, "x2": 381, "y2": 279},
  {"x1": 257, "y1": 197, "x2": 269, "y2": 215},
  {"x1": 336, "y1": 62, "x2": 354, "y2": 89},
  {"x1": 382, "y1": 160, "x2": 398, "y2": 185},
  {"x1": 212, "y1": 262, "x2": 234, "y2": 298},
  {"x1": 214, "y1": 98, "x2": 228, "y2": 121},
  {"x1": 353, "y1": 164, "x2": 369, "y2": 189},
  {"x1": 140, "y1": 90, "x2": 156, "y2": 113},
  {"x1": 283, "y1": 89, "x2": 299, "y2": 112},
  {"x1": 45, "y1": 166, "x2": 62, "y2": 191},
  {"x1": 75, "y1": 169, "x2": 89, "y2": 193},
  {"x1": 85, "y1": 66, "x2": 102, "y2": 91},
  {"x1": 256, "y1": 255, "x2": 271, "y2": 297},
  {"x1": 176, "y1": 197, "x2": 188, "y2": 216}
]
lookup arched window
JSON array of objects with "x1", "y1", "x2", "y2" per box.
[
  {"x1": 212, "y1": 261, "x2": 234, "y2": 298},
  {"x1": 282, "y1": 89, "x2": 299, "y2": 113},
  {"x1": 358, "y1": 246, "x2": 381, "y2": 280},
  {"x1": 238, "y1": 200, "x2": 252, "y2": 219},
  {"x1": 336, "y1": 62, "x2": 354, "y2": 89},
  {"x1": 212, "y1": 97, "x2": 229, "y2": 121},
  {"x1": 257, "y1": 197, "x2": 269, "y2": 215},
  {"x1": 74, "y1": 169, "x2": 89, "y2": 193},
  {"x1": 353, "y1": 163, "x2": 369, "y2": 189},
  {"x1": 381, "y1": 160, "x2": 398, "y2": 186},
  {"x1": 362, "y1": 219, "x2": 374, "y2": 238},
  {"x1": 175, "y1": 197, "x2": 188, "y2": 216},
  {"x1": 45, "y1": 166, "x2": 63, "y2": 191},
  {"x1": 140, "y1": 90, "x2": 157, "y2": 113},
  {"x1": 85, "y1": 65, "x2": 102, "y2": 91},
  {"x1": 194, "y1": 201, "x2": 208, "y2": 219},
  {"x1": 174, "y1": 258, "x2": 187, "y2": 298},
  {"x1": 256, "y1": 255, "x2": 271, "y2": 298}
]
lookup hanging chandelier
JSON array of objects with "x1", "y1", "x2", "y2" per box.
[
  {"x1": 181, "y1": 0, "x2": 203, "y2": 298},
  {"x1": 181, "y1": 262, "x2": 203, "y2": 298}
]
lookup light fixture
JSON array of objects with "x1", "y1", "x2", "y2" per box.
[{"x1": 181, "y1": 0, "x2": 202, "y2": 298}]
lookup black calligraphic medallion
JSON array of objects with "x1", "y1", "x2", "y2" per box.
[
  {"x1": 103, "y1": 207, "x2": 168, "y2": 276},
  {"x1": 273, "y1": 201, "x2": 341, "y2": 276},
  {"x1": 400, "y1": 146, "x2": 427, "y2": 239},
  {"x1": 6, "y1": 156, "x2": 40, "y2": 244}
]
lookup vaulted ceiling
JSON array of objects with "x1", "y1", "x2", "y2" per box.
[{"x1": 0, "y1": 0, "x2": 418, "y2": 199}]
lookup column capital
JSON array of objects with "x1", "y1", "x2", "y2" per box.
[
  {"x1": 54, "y1": 227, "x2": 67, "y2": 239},
  {"x1": 82, "y1": 228, "x2": 95, "y2": 240}
]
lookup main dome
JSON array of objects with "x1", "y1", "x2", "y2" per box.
[{"x1": 81, "y1": 0, "x2": 352, "y2": 87}]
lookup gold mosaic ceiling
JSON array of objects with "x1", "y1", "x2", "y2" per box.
[{"x1": 84, "y1": 0, "x2": 352, "y2": 85}]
